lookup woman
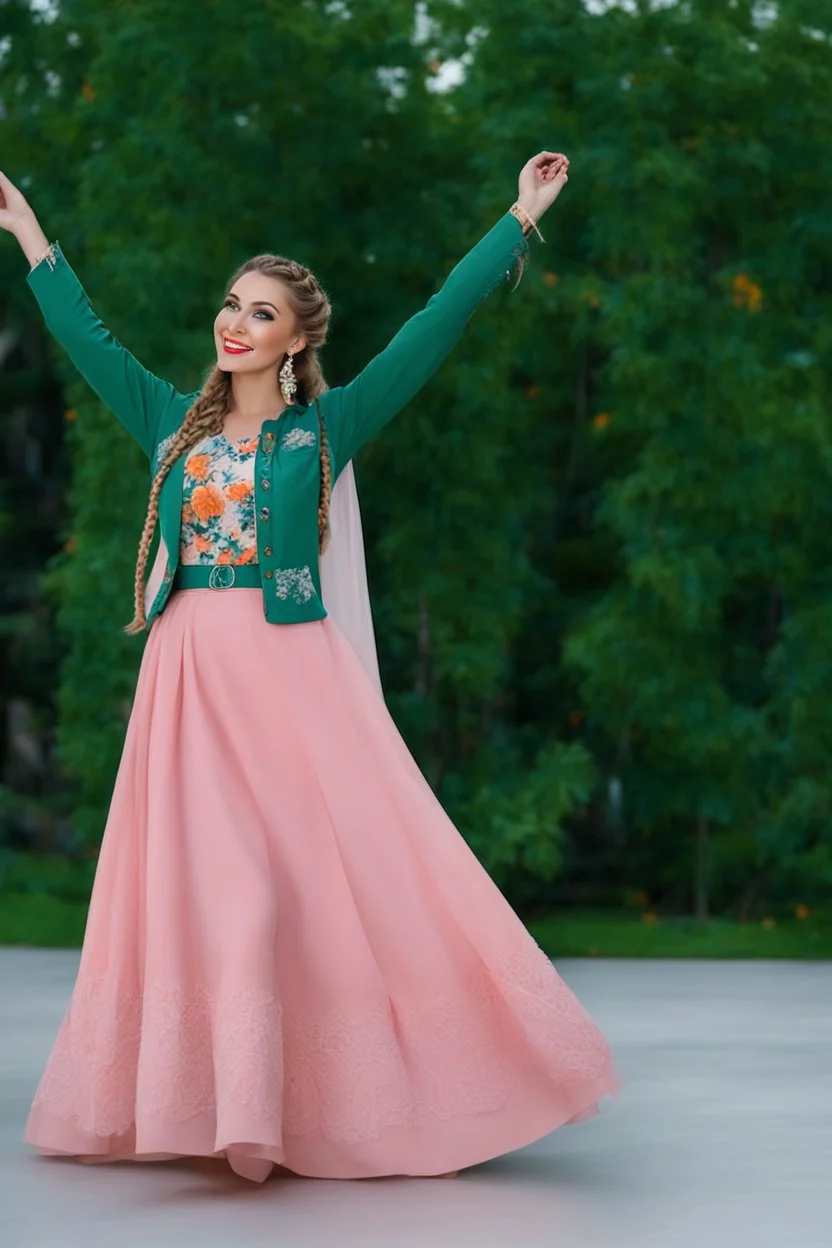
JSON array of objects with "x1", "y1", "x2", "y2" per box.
[{"x1": 0, "y1": 151, "x2": 619, "y2": 1185}]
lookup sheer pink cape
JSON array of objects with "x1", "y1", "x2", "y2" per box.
[{"x1": 318, "y1": 460, "x2": 382, "y2": 695}]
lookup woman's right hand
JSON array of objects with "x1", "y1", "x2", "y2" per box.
[
  {"x1": 0, "y1": 170, "x2": 50, "y2": 266},
  {"x1": 0, "y1": 170, "x2": 36, "y2": 235}
]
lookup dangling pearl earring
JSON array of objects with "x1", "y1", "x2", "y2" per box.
[{"x1": 279, "y1": 352, "x2": 297, "y2": 405}]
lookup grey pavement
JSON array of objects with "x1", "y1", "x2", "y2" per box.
[{"x1": 1, "y1": 949, "x2": 830, "y2": 1248}]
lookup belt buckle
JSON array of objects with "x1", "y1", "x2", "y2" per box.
[{"x1": 208, "y1": 564, "x2": 236, "y2": 590}]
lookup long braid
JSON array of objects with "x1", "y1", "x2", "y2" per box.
[
  {"x1": 123, "y1": 369, "x2": 230, "y2": 634},
  {"x1": 316, "y1": 397, "x2": 333, "y2": 555}
]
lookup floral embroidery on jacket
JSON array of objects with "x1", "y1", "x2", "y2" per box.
[
  {"x1": 179, "y1": 434, "x2": 258, "y2": 566},
  {"x1": 281, "y1": 427, "x2": 317, "y2": 451},
  {"x1": 152, "y1": 429, "x2": 180, "y2": 474},
  {"x1": 274, "y1": 565, "x2": 315, "y2": 604}
]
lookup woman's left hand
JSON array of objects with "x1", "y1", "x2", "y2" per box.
[{"x1": 517, "y1": 151, "x2": 570, "y2": 223}]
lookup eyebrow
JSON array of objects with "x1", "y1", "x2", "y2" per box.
[{"x1": 226, "y1": 291, "x2": 280, "y2": 312}]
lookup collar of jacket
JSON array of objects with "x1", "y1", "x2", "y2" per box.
[{"x1": 145, "y1": 400, "x2": 328, "y2": 627}]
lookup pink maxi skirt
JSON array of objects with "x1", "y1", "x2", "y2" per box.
[{"x1": 25, "y1": 587, "x2": 619, "y2": 1182}]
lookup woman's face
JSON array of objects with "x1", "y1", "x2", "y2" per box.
[{"x1": 213, "y1": 270, "x2": 306, "y2": 373}]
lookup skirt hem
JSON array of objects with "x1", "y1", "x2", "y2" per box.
[{"x1": 26, "y1": 1069, "x2": 620, "y2": 1182}]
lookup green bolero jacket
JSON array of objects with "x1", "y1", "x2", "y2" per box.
[{"x1": 27, "y1": 212, "x2": 529, "y2": 626}]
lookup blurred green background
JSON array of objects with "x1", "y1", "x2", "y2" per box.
[{"x1": 1, "y1": 0, "x2": 831, "y2": 955}]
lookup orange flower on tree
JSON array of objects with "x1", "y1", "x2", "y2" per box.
[
  {"x1": 524, "y1": 384, "x2": 541, "y2": 399},
  {"x1": 64, "y1": 409, "x2": 78, "y2": 423},
  {"x1": 81, "y1": 82, "x2": 96, "y2": 101},
  {"x1": 593, "y1": 413, "x2": 611, "y2": 430},
  {"x1": 190, "y1": 484, "x2": 225, "y2": 522},
  {"x1": 185, "y1": 454, "x2": 211, "y2": 481},
  {"x1": 543, "y1": 272, "x2": 558, "y2": 287},
  {"x1": 732, "y1": 273, "x2": 763, "y2": 312},
  {"x1": 795, "y1": 904, "x2": 810, "y2": 920}
]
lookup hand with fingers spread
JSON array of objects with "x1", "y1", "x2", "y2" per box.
[
  {"x1": 516, "y1": 150, "x2": 570, "y2": 227},
  {"x1": 0, "y1": 169, "x2": 51, "y2": 267}
]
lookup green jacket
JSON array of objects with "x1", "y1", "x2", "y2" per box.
[{"x1": 28, "y1": 213, "x2": 529, "y2": 625}]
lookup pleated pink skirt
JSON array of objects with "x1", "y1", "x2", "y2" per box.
[{"x1": 25, "y1": 587, "x2": 619, "y2": 1182}]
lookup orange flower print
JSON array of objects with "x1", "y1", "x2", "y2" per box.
[
  {"x1": 235, "y1": 547, "x2": 257, "y2": 565},
  {"x1": 191, "y1": 485, "x2": 225, "y2": 522},
  {"x1": 239, "y1": 438, "x2": 259, "y2": 455},
  {"x1": 215, "y1": 550, "x2": 234, "y2": 564},
  {"x1": 227, "y1": 480, "x2": 254, "y2": 501},
  {"x1": 194, "y1": 535, "x2": 213, "y2": 554},
  {"x1": 185, "y1": 454, "x2": 211, "y2": 481}
]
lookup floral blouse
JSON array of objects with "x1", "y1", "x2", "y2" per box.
[{"x1": 180, "y1": 433, "x2": 259, "y2": 566}]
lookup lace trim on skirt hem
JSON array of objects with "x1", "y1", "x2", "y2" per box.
[{"x1": 29, "y1": 946, "x2": 614, "y2": 1147}]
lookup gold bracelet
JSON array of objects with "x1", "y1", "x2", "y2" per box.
[{"x1": 509, "y1": 202, "x2": 545, "y2": 243}]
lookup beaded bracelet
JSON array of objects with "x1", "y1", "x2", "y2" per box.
[
  {"x1": 28, "y1": 242, "x2": 57, "y2": 272},
  {"x1": 29, "y1": 242, "x2": 58, "y2": 272},
  {"x1": 509, "y1": 201, "x2": 545, "y2": 243}
]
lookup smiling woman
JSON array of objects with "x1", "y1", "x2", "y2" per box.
[
  {"x1": 0, "y1": 154, "x2": 620, "y2": 1187},
  {"x1": 212, "y1": 266, "x2": 314, "y2": 432},
  {"x1": 115, "y1": 248, "x2": 334, "y2": 636}
]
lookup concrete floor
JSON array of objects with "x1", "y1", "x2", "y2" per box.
[{"x1": 1, "y1": 949, "x2": 830, "y2": 1248}]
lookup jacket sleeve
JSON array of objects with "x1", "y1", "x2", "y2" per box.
[
  {"x1": 27, "y1": 245, "x2": 186, "y2": 460},
  {"x1": 322, "y1": 212, "x2": 529, "y2": 477}
]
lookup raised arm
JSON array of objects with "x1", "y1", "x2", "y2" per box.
[
  {"x1": 322, "y1": 151, "x2": 570, "y2": 477},
  {"x1": 1, "y1": 170, "x2": 184, "y2": 459}
]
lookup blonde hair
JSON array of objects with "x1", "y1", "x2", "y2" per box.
[{"x1": 124, "y1": 255, "x2": 332, "y2": 635}]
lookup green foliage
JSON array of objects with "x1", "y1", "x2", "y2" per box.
[
  {"x1": 452, "y1": 0, "x2": 832, "y2": 916},
  {"x1": 454, "y1": 740, "x2": 596, "y2": 885},
  {"x1": 527, "y1": 908, "x2": 832, "y2": 961}
]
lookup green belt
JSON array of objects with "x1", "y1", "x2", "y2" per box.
[{"x1": 174, "y1": 564, "x2": 262, "y2": 590}]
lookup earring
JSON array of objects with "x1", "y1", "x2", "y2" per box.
[{"x1": 279, "y1": 352, "x2": 297, "y2": 404}]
